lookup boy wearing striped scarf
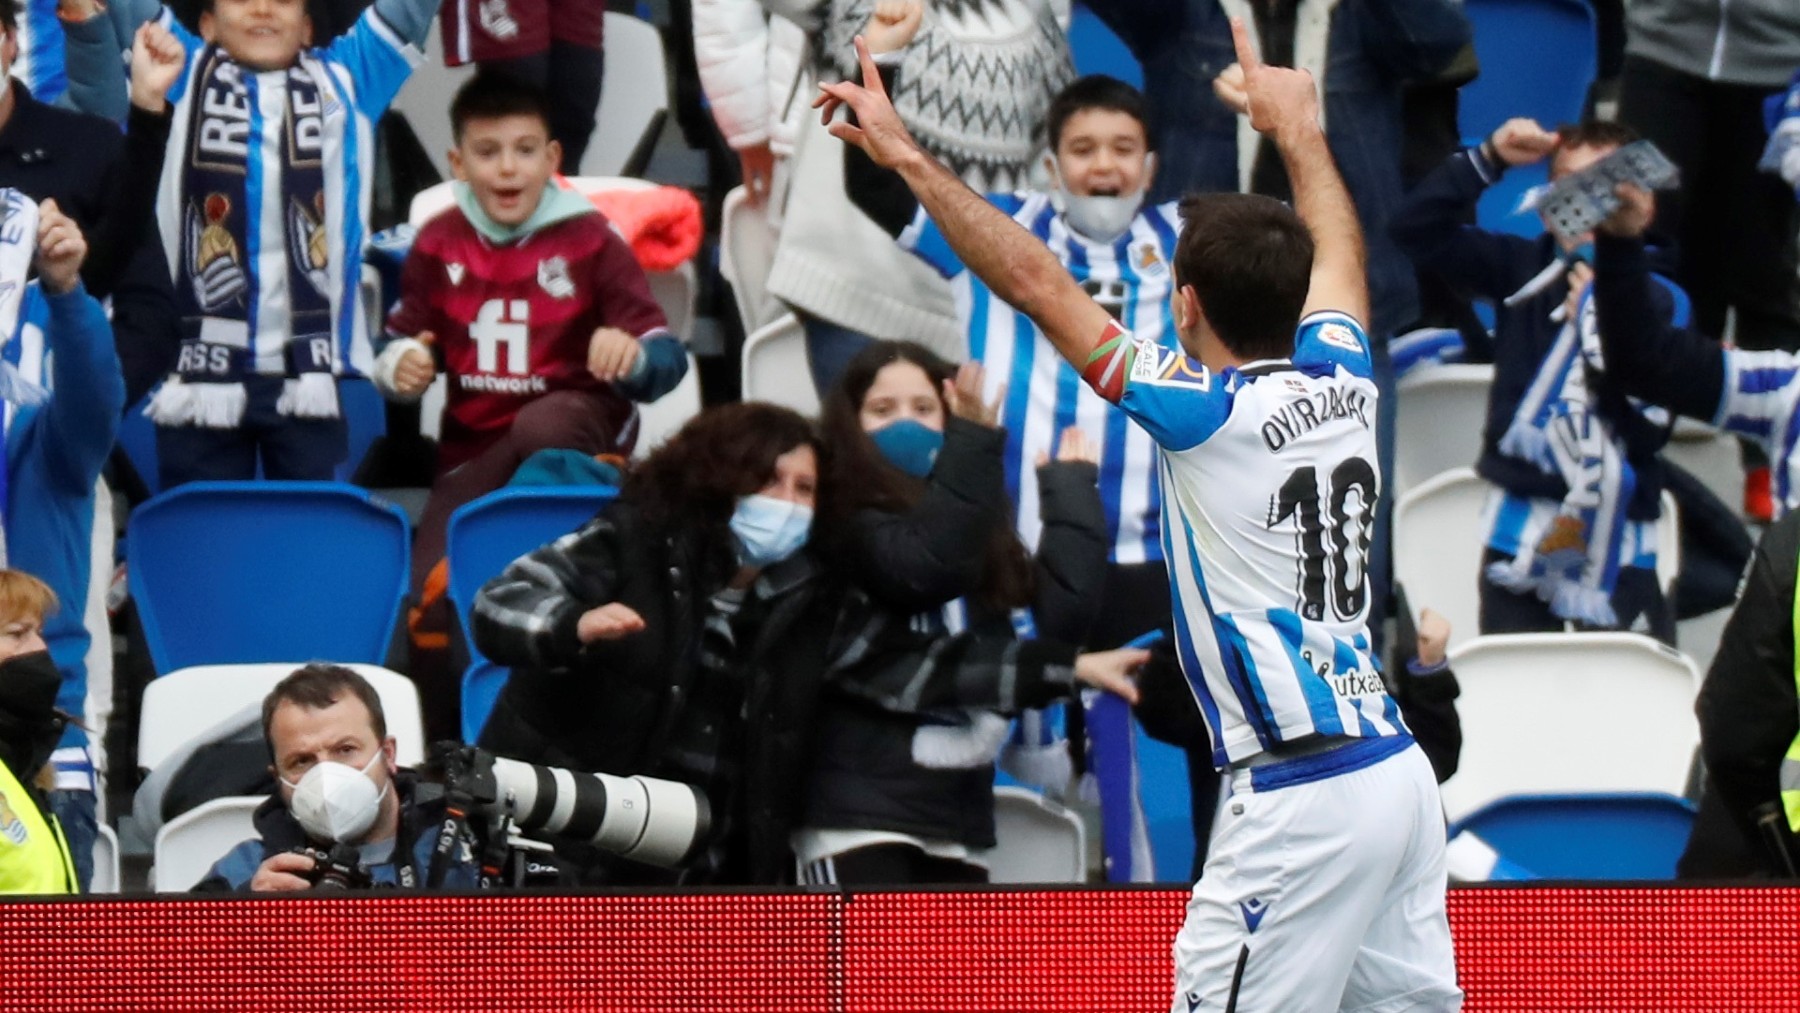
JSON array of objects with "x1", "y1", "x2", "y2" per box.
[
  {"x1": 58, "y1": 0, "x2": 440, "y2": 485},
  {"x1": 1392, "y1": 119, "x2": 1683, "y2": 639}
]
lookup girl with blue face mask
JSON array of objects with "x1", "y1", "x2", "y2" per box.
[{"x1": 795, "y1": 340, "x2": 1137, "y2": 886}]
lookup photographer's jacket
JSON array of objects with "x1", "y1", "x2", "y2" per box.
[{"x1": 194, "y1": 771, "x2": 484, "y2": 891}]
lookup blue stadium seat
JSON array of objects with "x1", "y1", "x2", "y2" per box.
[
  {"x1": 1069, "y1": 3, "x2": 1143, "y2": 89},
  {"x1": 1084, "y1": 632, "x2": 1197, "y2": 883},
  {"x1": 337, "y1": 377, "x2": 387, "y2": 483},
  {"x1": 127, "y1": 482, "x2": 411, "y2": 674},
  {"x1": 117, "y1": 394, "x2": 159, "y2": 494},
  {"x1": 461, "y1": 658, "x2": 511, "y2": 745},
  {"x1": 1458, "y1": 0, "x2": 1596, "y2": 143},
  {"x1": 1475, "y1": 160, "x2": 1551, "y2": 239},
  {"x1": 1448, "y1": 792, "x2": 1697, "y2": 880},
  {"x1": 122, "y1": 378, "x2": 389, "y2": 492},
  {"x1": 445, "y1": 486, "x2": 617, "y2": 740}
]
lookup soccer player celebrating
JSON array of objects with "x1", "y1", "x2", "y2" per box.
[{"x1": 818, "y1": 21, "x2": 1460, "y2": 1013}]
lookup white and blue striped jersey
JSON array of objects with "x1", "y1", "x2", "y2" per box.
[
  {"x1": 900, "y1": 196, "x2": 1183, "y2": 565},
  {"x1": 1089, "y1": 311, "x2": 1407, "y2": 767},
  {"x1": 153, "y1": 1, "x2": 423, "y2": 379},
  {"x1": 1715, "y1": 349, "x2": 1800, "y2": 515}
]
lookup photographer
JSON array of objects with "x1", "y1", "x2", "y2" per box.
[{"x1": 194, "y1": 665, "x2": 489, "y2": 892}]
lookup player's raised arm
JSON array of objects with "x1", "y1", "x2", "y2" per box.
[
  {"x1": 1216, "y1": 18, "x2": 1369, "y2": 328},
  {"x1": 817, "y1": 35, "x2": 1116, "y2": 374}
]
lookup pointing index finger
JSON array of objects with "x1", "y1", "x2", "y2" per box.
[
  {"x1": 853, "y1": 35, "x2": 886, "y2": 97},
  {"x1": 1230, "y1": 17, "x2": 1259, "y2": 72}
]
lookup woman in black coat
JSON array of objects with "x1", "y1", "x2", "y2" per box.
[
  {"x1": 472, "y1": 402, "x2": 838, "y2": 886},
  {"x1": 796, "y1": 340, "x2": 1127, "y2": 885}
]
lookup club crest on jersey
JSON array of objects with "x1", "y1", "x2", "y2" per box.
[
  {"x1": 186, "y1": 193, "x2": 248, "y2": 311},
  {"x1": 538, "y1": 256, "x2": 575, "y2": 299},
  {"x1": 446, "y1": 262, "x2": 465, "y2": 285},
  {"x1": 1129, "y1": 240, "x2": 1167, "y2": 277},
  {"x1": 478, "y1": 0, "x2": 520, "y2": 39},
  {"x1": 0, "y1": 788, "x2": 27, "y2": 845},
  {"x1": 1316, "y1": 322, "x2": 1362, "y2": 352}
]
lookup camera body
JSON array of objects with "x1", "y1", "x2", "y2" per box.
[{"x1": 291, "y1": 842, "x2": 373, "y2": 890}]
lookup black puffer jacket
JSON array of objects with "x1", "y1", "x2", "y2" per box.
[
  {"x1": 471, "y1": 499, "x2": 840, "y2": 885},
  {"x1": 804, "y1": 419, "x2": 1110, "y2": 848}
]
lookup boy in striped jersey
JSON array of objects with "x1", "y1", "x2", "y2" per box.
[
  {"x1": 1595, "y1": 181, "x2": 1800, "y2": 519},
  {"x1": 821, "y1": 21, "x2": 1459, "y2": 1013},
  {"x1": 843, "y1": 25, "x2": 1181, "y2": 647}
]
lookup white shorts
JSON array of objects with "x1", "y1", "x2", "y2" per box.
[{"x1": 1170, "y1": 741, "x2": 1462, "y2": 1013}]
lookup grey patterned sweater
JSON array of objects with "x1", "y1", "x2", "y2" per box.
[{"x1": 816, "y1": 0, "x2": 1073, "y2": 191}]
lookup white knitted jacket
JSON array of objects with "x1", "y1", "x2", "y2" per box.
[{"x1": 764, "y1": 0, "x2": 1073, "y2": 352}]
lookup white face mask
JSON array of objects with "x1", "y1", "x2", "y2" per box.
[
  {"x1": 282, "y1": 748, "x2": 390, "y2": 843},
  {"x1": 1050, "y1": 153, "x2": 1153, "y2": 243}
]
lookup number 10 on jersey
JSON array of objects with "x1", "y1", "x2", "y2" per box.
[{"x1": 1268, "y1": 458, "x2": 1378, "y2": 623}]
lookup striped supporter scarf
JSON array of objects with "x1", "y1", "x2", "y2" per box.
[
  {"x1": 1488, "y1": 285, "x2": 1652, "y2": 627},
  {"x1": 149, "y1": 49, "x2": 338, "y2": 428}
]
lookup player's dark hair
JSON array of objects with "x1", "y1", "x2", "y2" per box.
[
  {"x1": 1047, "y1": 75, "x2": 1153, "y2": 153},
  {"x1": 262, "y1": 664, "x2": 388, "y2": 752},
  {"x1": 0, "y1": 2, "x2": 17, "y2": 34},
  {"x1": 1173, "y1": 192, "x2": 1315, "y2": 362},
  {"x1": 818, "y1": 341, "x2": 1035, "y2": 612},
  {"x1": 451, "y1": 73, "x2": 555, "y2": 144}
]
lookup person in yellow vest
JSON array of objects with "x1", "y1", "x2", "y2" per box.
[
  {"x1": 0, "y1": 570, "x2": 78, "y2": 894},
  {"x1": 1684, "y1": 506, "x2": 1800, "y2": 877}
]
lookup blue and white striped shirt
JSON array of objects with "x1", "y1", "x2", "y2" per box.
[
  {"x1": 1716, "y1": 350, "x2": 1800, "y2": 513},
  {"x1": 900, "y1": 196, "x2": 1183, "y2": 565}
]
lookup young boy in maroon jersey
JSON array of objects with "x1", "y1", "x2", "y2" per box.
[{"x1": 376, "y1": 73, "x2": 687, "y2": 596}]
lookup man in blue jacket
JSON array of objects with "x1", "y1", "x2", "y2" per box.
[
  {"x1": 196, "y1": 665, "x2": 490, "y2": 891},
  {"x1": 3, "y1": 192, "x2": 125, "y2": 890}
]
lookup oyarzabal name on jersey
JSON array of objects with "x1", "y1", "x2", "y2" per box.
[{"x1": 1261, "y1": 386, "x2": 1372, "y2": 453}]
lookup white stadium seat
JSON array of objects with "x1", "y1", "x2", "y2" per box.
[
  {"x1": 1393, "y1": 363, "x2": 1493, "y2": 498},
  {"x1": 138, "y1": 663, "x2": 427, "y2": 774},
  {"x1": 1393, "y1": 468, "x2": 1491, "y2": 653},
  {"x1": 720, "y1": 185, "x2": 784, "y2": 335},
  {"x1": 152, "y1": 796, "x2": 264, "y2": 892},
  {"x1": 978, "y1": 786, "x2": 1089, "y2": 884},
  {"x1": 1439, "y1": 632, "x2": 1700, "y2": 820},
  {"x1": 741, "y1": 314, "x2": 819, "y2": 417}
]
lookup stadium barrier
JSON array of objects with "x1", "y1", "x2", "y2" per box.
[{"x1": 3, "y1": 885, "x2": 1797, "y2": 1009}]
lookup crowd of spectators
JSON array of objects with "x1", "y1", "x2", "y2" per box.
[{"x1": 0, "y1": 0, "x2": 1795, "y2": 899}]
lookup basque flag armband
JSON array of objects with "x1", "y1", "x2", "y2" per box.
[{"x1": 1080, "y1": 319, "x2": 1133, "y2": 404}]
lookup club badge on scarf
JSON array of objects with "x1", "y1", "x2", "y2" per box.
[
  {"x1": 151, "y1": 52, "x2": 339, "y2": 429},
  {"x1": 1490, "y1": 287, "x2": 1648, "y2": 626}
]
